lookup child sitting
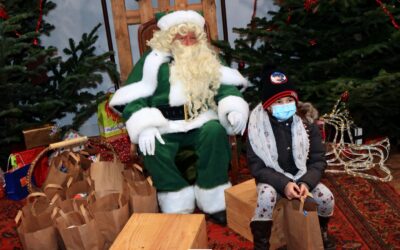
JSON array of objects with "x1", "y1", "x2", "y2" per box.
[{"x1": 246, "y1": 70, "x2": 336, "y2": 250}]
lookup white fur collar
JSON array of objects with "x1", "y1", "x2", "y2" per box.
[
  {"x1": 109, "y1": 49, "x2": 248, "y2": 108},
  {"x1": 219, "y1": 66, "x2": 248, "y2": 87},
  {"x1": 109, "y1": 50, "x2": 171, "y2": 107}
]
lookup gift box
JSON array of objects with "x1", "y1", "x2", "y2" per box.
[
  {"x1": 5, "y1": 147, "x2": 48, "y2": 200},
  {"x1": 97, "y1": 95, "x2": 127, "y2": 141},
  {"x1": 23, "y1": 124, "x2": 60, "y2": 149}
]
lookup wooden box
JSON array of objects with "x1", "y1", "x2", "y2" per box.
[
  {"x1": 225, "y1": 178, "x2": 257, "y2": 241},
  {"x1": 110, "y1": 213, "x2": 208, "y2": 250}
]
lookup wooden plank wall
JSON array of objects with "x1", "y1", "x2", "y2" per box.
[{"x1": 110, "y1": 0, "x2": 218, "y2": 83}]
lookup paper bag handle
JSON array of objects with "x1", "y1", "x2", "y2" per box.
[
  {"x1": 118, "y1": 193, "x2": 124, "y2": 208},
  {"x1": 80, "y1": 205, "x2": 91, "y2": 224},
  {"x1": 299, "y1": 197, "x2": 305, "y2": 212},
  {"x1": 298, "y1": 192, "x2": 313, "y2": 212},
  {"x1": 27, "y1": 192, "x2": 47, "y2": 204},
  {"x1": 51, "y1": 207, "x2": 60, "y2": 220},
  {"x1": 50, "y1": 193, "x2": 62, "y2": 205},
  {"x1": 15, "y1": 210, "x2": 23, "y2": 225}
]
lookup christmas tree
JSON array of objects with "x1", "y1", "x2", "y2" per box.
[
  {"x1": 216, "y1": 0, "x2": 400, "y2": 145},
  {"x1": 0, "y1": 0, "x2": 119, "y2": 164}
]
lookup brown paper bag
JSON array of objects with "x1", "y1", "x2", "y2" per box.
[
  {"x1": 123, "y1": 164, "x2": 147, "y2": 181},
  {"x1": 43, "y1": 151, "x2": 82, "y2": 189},
  {"x1": 89, "y1": 193, "x2": 129, "y2": 248},
  {"x1": 90, "y1": 152, "x2": 124, "y2": 198},
  {"x1": 43, "y1": 183, "x2": 66, "y2": 200},
  {"x1": 15, "y1": 202, "x2": 60, "y2": 250},
  {"x1": 54, "y1": 195, "x2": 81, "y2": 214},
  {"x1": 65, "y1": 178, "x2": 94, "y2": 207},
  {"x1": 123, "y1": 167, "x2": 158, "y2": 213},
  {"x1": 54, "y1": 206, "x2": 105, "y2": 250},
  {"x1": 22, "y1": 192, "x2": 57, "y2": 217},
  {"x1": 282, "y1": 198, "x2": 324, "y2": 250},
  {"x1": 269, "y1": 199, "x2": 286, "y2": 250}
]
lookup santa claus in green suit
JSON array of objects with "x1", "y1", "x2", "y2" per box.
[{"x1": 110, "y1": 10, "x2": 249, "y2": 224}]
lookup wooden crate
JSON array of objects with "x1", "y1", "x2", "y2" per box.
[
  {"x1": 110, "y1": 213, "x2": 208, "y2": 250},
  {"x1": 225, "y1": 178, "x2": 257, "y2": 241}
]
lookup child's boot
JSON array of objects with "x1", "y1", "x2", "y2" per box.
[
  {"x1": 319, "y1": 216, "x2": 336, "y2": 250},
  {"x1": 250, "y1": 220, "x2": 272, "y2": 250}
]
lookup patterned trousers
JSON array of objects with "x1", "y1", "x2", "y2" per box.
[{"x1": 252, "y1": 182, "x2": 335, "y2": 221}]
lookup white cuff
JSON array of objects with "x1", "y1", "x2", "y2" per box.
[
  {"x1": 125, "y1": 108, "x2": 168, "y2": 143},
  {"x1": 194, "y1": 182, "x2": 232, "y2": 214},
  {"x1": 157, "y1": 186, "x2": 195, "y2": 213},
  {"x1": 218, "y1": 96, "x2": 249, "y2": 135}
]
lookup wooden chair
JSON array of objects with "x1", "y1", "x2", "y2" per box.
[
  {"x1": 109, "y1": 0, "x2": 241, "y2": 184},
  {"x1": 110, "y1": 0, "x2": 218, "y2": 83}
]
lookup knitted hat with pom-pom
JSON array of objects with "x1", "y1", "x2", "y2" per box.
[{"x1": 261, "y1": 70, "x2": 298, "y2": 109}]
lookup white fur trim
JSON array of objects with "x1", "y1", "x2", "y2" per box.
[
  {"x1": 158, "y1": 10, "x2": 205, "y2": 31},
  {"x1": 194, "y1": 182, "x2": 232, "y2": 214},
  {"x1": 158, "y1": 110, "x2": 218, "y2": 134},
  {"x1": 220, "y1": 66, "x2": 248, "y2": 87},
  {"x1": 218, "y1": 96, "x2": 249, "y2": 135},
  {"x1": 125, "y1": 108, "x2": 168, "y2": 143},
  {"x1": 168, "y1": 80, "x2": 187, "y2": 106},
  {"x1": 109, "y1": 50, "x2": 171, "y2": 106},
  {"x1": 157, "y1": 186, "x2": 195, "y2": 213}
]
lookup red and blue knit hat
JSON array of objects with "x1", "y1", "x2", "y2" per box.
[{"x1": 261, "y1": 70, "x2": 298, "y2": 109}]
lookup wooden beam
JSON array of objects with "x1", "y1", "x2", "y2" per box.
[
  {"x1": 158, "y1": 0, "x2": 170, "y2": 12},
  {"x1": 202, "y1": 0, "x2": 218, "y2": 40},
  {"x1": 110, "y1": 0, "x2": 133, "y2": 83},
  {"x1": 126, "y1": 10, "x2": 141, "y2": 25},
  {"x1": 139, "y1": 0, "x2": 155, "y2": 23},
  {"x1": 175, "y1": 0, "x2": 188, "y2": 9}
]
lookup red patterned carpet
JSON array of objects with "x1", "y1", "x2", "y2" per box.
[{"x1": 1, "y1": 152, "x2": 400, "y2": 249}]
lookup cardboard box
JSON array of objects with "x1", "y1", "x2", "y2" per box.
[
  {"x1": 225, "y1": 178, "x2": 257, "y2": 241},
  {"x1": 22, "y1": 124, "x2": 60, "y2": 149},
  {"x1": 110, "y1": 213, "x2": 208, "y2": 250}
]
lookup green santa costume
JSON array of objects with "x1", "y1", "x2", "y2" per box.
[{"x1": 110, "y1": 10, "x2": 249, "y2": 216}]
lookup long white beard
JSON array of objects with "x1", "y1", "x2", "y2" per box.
[{"x1": 170, "y1": 41, "x2": 221, "y2": 118}]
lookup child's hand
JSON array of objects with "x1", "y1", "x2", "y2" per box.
[
  {"x1": 284, "y1": 182, "x2": 301, "y2": 200},
  {"x1": 298, "y1": 183, "x2": 309, "y2": 198}
]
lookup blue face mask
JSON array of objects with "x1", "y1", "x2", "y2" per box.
[{"x1": 271, "y1": 102, "x2": 296, "y2": 121}]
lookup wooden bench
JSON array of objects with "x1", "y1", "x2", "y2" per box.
[{"x1": 110, "y1": 213, "x2": 208, "y2": 250}]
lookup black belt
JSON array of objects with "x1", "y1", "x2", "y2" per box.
[{"x1": 157, "y1": 104, "x2": 188, "y2": 120}]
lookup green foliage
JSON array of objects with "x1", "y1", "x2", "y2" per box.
[
  {"x1": 216, "y1": 0, "x2": 400, "y2": 142},
  {"x1": 0, "y1": 1, "x2": 120, "y2": 165}
]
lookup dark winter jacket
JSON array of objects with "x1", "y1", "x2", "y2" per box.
[{"x1": 246, "y1": 113, "x2": 327, "y2": 196}]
